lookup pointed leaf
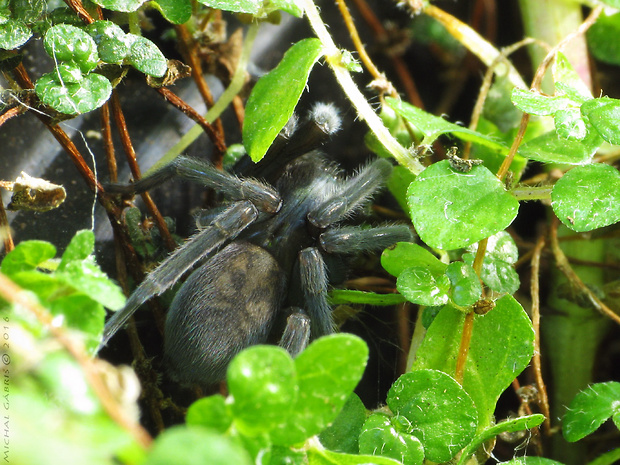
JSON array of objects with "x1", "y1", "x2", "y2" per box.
[{"x1": 563, "y1": 381, "x2": 620, "y2": 442}]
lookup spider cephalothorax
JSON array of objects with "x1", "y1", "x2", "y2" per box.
[{"x1": 100, "y1": 103, "x2": 412, "y2": 387}]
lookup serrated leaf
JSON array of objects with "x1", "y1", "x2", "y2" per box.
[
  {"x1": 196, "y1": 0, "x2": 261, "y2": 14},
  {"x1": 407, "y1": 160, "x2": 519, "y2": 250},
  {"x1": 551, "y1": 164, "x2": 620, "y2": 232},
  {"x1": 553, "y1": 52, "x2": 592, "y2": 102},
  {"x1": 186, "y1": 395, "x2": 232, "y2": 433},
  {"x1": 328, "y1": 289, "x2": 407, "y2": 306},
  {"x1": 386, "y1": 97, "x2": 510, "y2": 154},
  {"x1": 91, "y1": 0, "x2": 146, "y2": 13},
  {"x1": 243, "y1": 38, "x2": 324, "y2": 162},
  {"x1": 153, "y1": 0, "x2": 192, "y2": 24},
  {"x1": 511, "y1": 87, "x2": 572, "y2": 116},
  {"x1": 396, "y1": 266, "x2": 450, "y2": 306},
  {"x1": 387, "y1": 369, "x2": 478, "y2": 463},
  {"x1": 319, "y1": 393, "x2": 366, "y2": 454},
  {"x1": 270, "y1": 334, "x2": 368, "y2": 445},
  {"x1": 35, "y1": 72, "x2": 112, "y2": 115},
  {"x1": 58, "y1": 230, "x2": 95, "y2": 270},
  {"x1": 554, "y1": 108, "x2": 587, "y2": 140},
  {"x1": 56, "y1": 260, "x2": 126, "y2": 311},
  {"x1": 0, "y1": 18, "x2": 32, "y2": 50},
  {"x1": 43, "y1": 24, "x2": 99, "y2": 73},
  {"x1": 581, "y1": 97, "x2": 620, "y2": 145},
  {"x1": 518, "y1": 128, "x2": 602, "y2": 165},
  {"x1": 412, "y1": 295, "x2": 535, "y2": 429},
  {"x1": 562, "y1": 381, "x2": 620, "y2": 442},
  {"x1": 1, "y1": 240, "x2": 56, "y2": 276},
  {"x1": 227, "y1": 345, "x2": 297, "y2": 435},
  {"x1": 127, "y1": 34, "x2": 167, "y2": 77},
  {"x1": 12, "y1": 0, "x2": 47, "y2": 22},
  {"x1": 463, "y1": 232, "x2": 520, "y2": 294},
  {"x1": 359, "y1": 413, "x2": 424, "y2": 465}
]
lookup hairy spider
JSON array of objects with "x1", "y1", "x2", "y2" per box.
[{"x1": 100, "y1": 103, "x2": 413, "y2": 388}]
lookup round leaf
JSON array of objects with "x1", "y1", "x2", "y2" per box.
[
  {"x1": 319, "y1": 393, "x2": 366, "y2": 454},
  {"x1": 270, "y1": 334, "x2": 368, "y2": 445},
  {"x1": 396, "y1": 266, "x2": 450, "y2": 306},
  {"x1": 227, "y1": 345, "x2": 297, "y2": 435},
  {"x1": 127, "y1": 35, "x2": 167, "y2": 77},
  {"x1": 587, "y1": 12, "x2": 620, "y2": 66},
  {"x1": 381, "y1": 241, "x2": 446, "y2": 277},
  {"x1": 186, "y1": 395, "x2": 232, "y2": 433},
  {"x1": 407, "y1": 160, "x2": 519, "y2": 250},
  {"x1": 153, "y1": 0, "x2": 192, "y2": 24},
  {"x1": 243, "y1": 38, "x2": 324, "y2": 162},
  {"x1": 359, "y1": 413, "x2": 425, "y2": 465},
  {"x1": 44, "y1": 24, "x2": 99, "y2": 73},
  {"x1": 551, "y1": 163, "x2": 620, "y2": 232},
  {"x1": 1, "y1": 240, "x2": 56, "y2": 276},
  {"x1": 91, "y1": 0, "x2": 146, "y2": 12},
  {"x1": 445, "y1": 261, "x2": 482, "y2": 306},
  {"x1": 35, "y1": 71, "x2": 112, "y2": 115},
  {"x1": 582, "y1": 97, "x2": 620, "y2": 145},
  {"x1": 0, "y1": 18, "x2": 32, "y2": 50},
  {"x1": 387, "y1": 369, "x2": 478, "y2": 463}
]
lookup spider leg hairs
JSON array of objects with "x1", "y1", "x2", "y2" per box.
[{"x1": 100, "y1": 103, "x2": 413, "y2": 388}]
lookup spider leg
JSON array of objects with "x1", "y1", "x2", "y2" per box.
[
  {"x1": 106, "y1": 156, "x2": 281, "y2": 213},
  {"x1": 319, "y1": 224, "x2": 413, "y2": 254},
  {"x1": 308, "y1": 158, "x2": 392, "y2": 228},
  {"x1": 278, "y1": 309, "x2": 311, "y2": 357},
  {"x1": 98, "y1": 200, "x2": 259, "y2": 350},
  {"x1": 299, "y1": 247, "x2": 335, "y2": 338}
]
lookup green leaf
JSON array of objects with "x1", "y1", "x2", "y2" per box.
[
  {"x1": 581, "y1": 97, "x2": 620, "y2": 145},
  {"x1": 511, "y1": 87, "x2": 573, "y2": 116},
  {"x1": 551, "y1": 164, "x2": 620, "y2": 232},
  {"x1": 91, "y1": 0, "x2": 146, "y2": 13},
  {"x1": 562, "y1": 381, "x2": 620, "y2": 442},
  {"x1": 407, "y1": 160, "x2": 519, "y2": 250},
  {"x1": 554, "y1": 108, "x2": 587, "y2": 140},
  {"x1": 445, "y1": 261, "x2": 482, "y2": 306},
  {"x1": 145, "y1": 426, "x2": 252, "y2": 465},
  {"x1": 196, "y1": 0, "x2": 261, "y2": 15},
  {"x1": 56, "y1": 259, "x2": 126, "y2": 311},
  {"x1": 35, "y1": 71, "x2": 112, "y2": 115},
  {"x1": 58, "y1": 229, "x2": 94, "y2": 270},
  {"x1": 243, "y1": 38, "x2": 324, "y2": 162},
  {"x1": 359, "y1": 413, "x2": 425, "y2": 465},
  {"x1": 270, "y1": 334, "x2": 368, "y2": 445},
  {"x1": 43, "y1": 24, "x2": 99, "y2": 73},
  {"x1": 227, "y1": 345, "x2": 297, "y2": 435},
  {"x1": 153, "y1": 0, "x2": 192, "y2": 24},
  {"x1": 319, "y1": 393, "x2": 366, "y2": 454},
  {"x1": 307, "y1": 448, "x2": 403, "y2": 465},
  {"x1": 1, "y1": 240, "x2": 56, "y2": 276},
  {"x1": 387, "y1": 369, "x2": 478, "y2": 463},
  {"x1": 457, "y1": 414, "x2": 545, "y2": 465},
  {"x1": 501, "y1": 458, "x2": 567, "y2": 465},
  {"x1": 463, "y1": 231, "x2": 520, "y2": 294},
  {"x1": 381, "y1": 242, "x2": 446, "y2": 277},
  {"x1": 127, "y1": 34, "x2": 167, "y2": 77},
  {"x1": 387, "y1": 165, "x2": 416, "y2": 217},
  {"x1": 553, "y1": 52, "x2": 592, "y2": 102},
  {"x1": 396, "y1": 266, "x2": 451, "y2": 306},
  {"x1": 587, "y1": 12, "x2": 620, "y2": 66},
  {"x1": 49, "y1": 295, "x2": 106, "y2": 352},
  {"x1": 412, "y1": 295, "x2": 535, "y2": 429},
  {"x1": 266, "y1": 0, "x2": 303, "y2": 17},
  {"x1": 329, "y1": 289, "x2": 407, "y2": 306},
  {"x1": 517, "y1": 128, "x2": 602, "y2": 165},
  {"x1": 0, "y1": 18, "x2": 32, "y2": 50},
  {"x1": 386, "y1": 97, "x2": 510, "y2": 154},
  {"x1": 186, "y1": 395, "x2": 232, "y2": 433},
  {"x1": 11, "y1": 0, "x2": 47, "y2": 23}
]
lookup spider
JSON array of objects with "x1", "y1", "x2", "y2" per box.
[{"x1": 99, "y1": 103, "x2": 413, "y2": 388}]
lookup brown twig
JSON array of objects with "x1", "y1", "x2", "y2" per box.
[
  {"x1": 0, "y1": 105, "x2": 26, "y2": 128},
  {"x1": 99, "y1": 102, "x2": 118, "y2": 183},
  {"x1": 530, "y1": 234, "x2": 552, "y2": 436},
  {"x1": 0, "y1": 199, "x2": 14, "y2": 253},
  {"x1": 109, "y1": 91, "x2": 177, "y2": 252},
  {"x1": 0, "y1": 272, "x2": 152, "y2": 448},
  {"x1": 549, "y1": 218, "x2": 620, "y2": 326},
  {"x1": 63, "y1": 0, "x2": 94, "y2": 24},
  {"x1": 156, "y1": 87, "x2": 227, "y2": 159}
]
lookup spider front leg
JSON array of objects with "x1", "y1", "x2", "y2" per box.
[
  {"x1": 99, "y1": 200, "x2": 259, "y2": 349},
  {"x1": 299, "y1": 247, "x2": 335, "y2": 338}
]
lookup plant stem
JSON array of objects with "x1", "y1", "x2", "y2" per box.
[{"x1": 301, "y1": 0, "x2": 425, "y2": 175}]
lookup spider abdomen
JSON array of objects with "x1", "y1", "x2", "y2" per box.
[{"x1": 164, "y1": 241, "x2": 285, "y2": 386}]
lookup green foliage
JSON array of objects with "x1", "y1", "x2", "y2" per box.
[
  {"x1": 243, "y1": 38, "x2": 324, "y2": 162},
  {"x1": 562, "y1": 382, "x2": 620, "y2": 442}
]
